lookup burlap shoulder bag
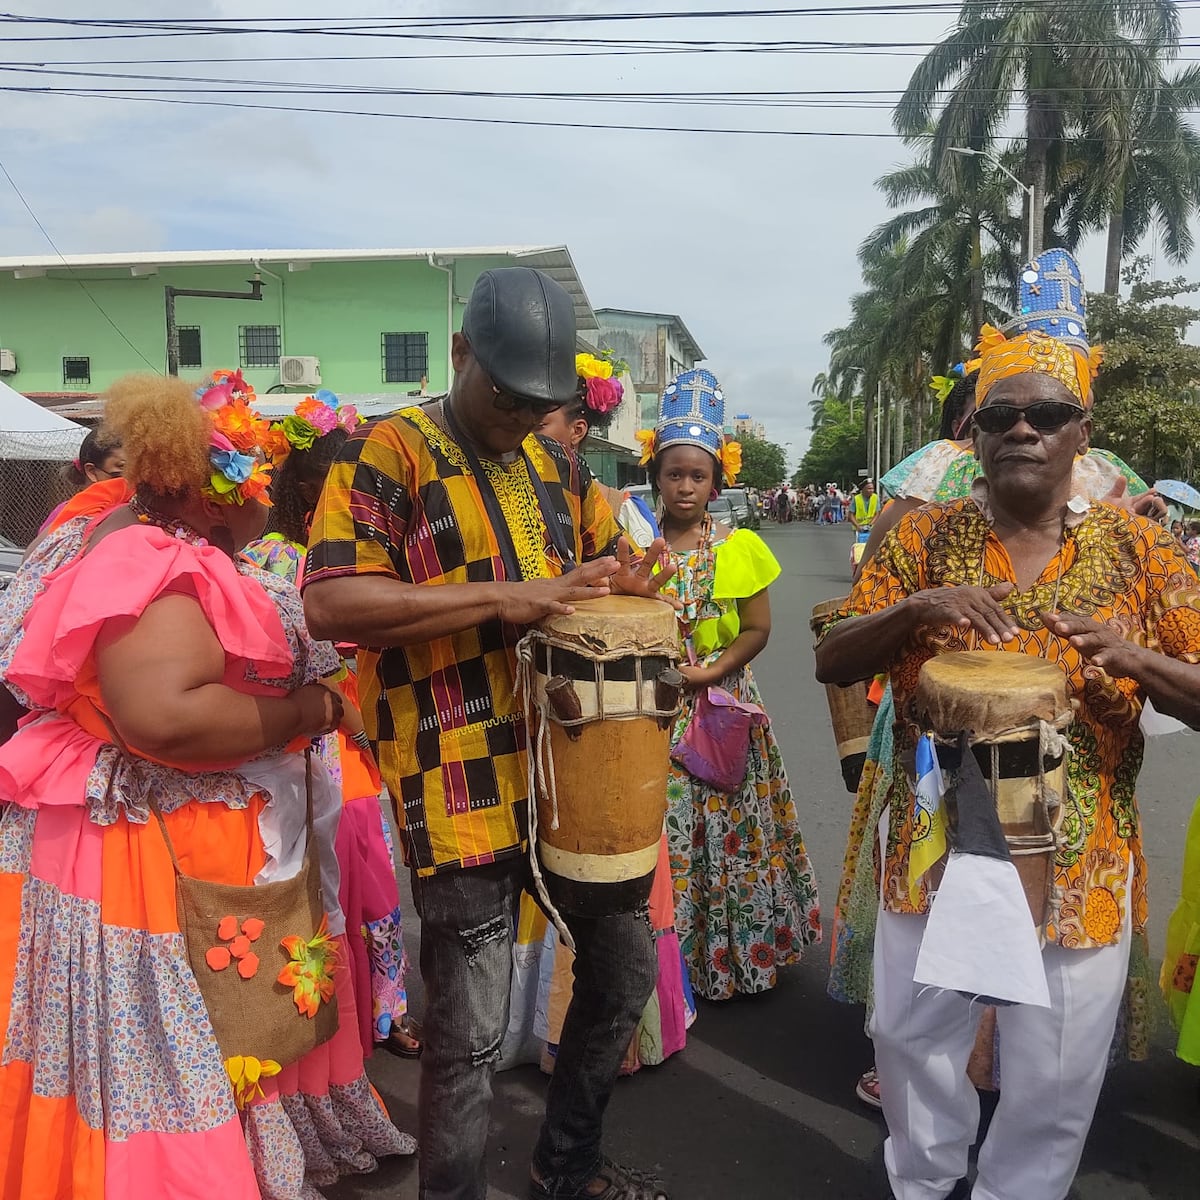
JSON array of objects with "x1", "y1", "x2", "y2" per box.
[
  {"x1": 153, "y1": 750, "x2": 339, "y2": 1068},
  {"x1": 103, "y1": 719, "x2": 339, "y2": 1081}
]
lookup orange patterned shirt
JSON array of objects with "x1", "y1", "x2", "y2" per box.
[{"x1": 832, "y1": 498, "x2": 1200, "y2": 948}]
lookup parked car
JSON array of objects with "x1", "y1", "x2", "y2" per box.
[
  {"x1": 706, "y1": 495, "x2": 739, "y2": 529},
  {"x1": 721, "y1": 487, "x2": 759, "y2": 530},
  {"x1": 0, "y1": 534, "x2": 23, "y2": 588}
]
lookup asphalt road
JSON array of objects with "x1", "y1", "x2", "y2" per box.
[{"x1": 330, "y1": 521, "x2": 1200, "y2": 1200}]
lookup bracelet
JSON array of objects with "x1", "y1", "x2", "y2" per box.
[{"x1": 351, "y1": 729, "x2": 372, "y2": 751}]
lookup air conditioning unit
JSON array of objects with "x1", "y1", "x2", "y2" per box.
[
  {"x1": 0, "y1": 348, "x2": 16, "y2": 374},
  {"x1": 279, "y1": 355, "x2": 321, "y2": 387}
]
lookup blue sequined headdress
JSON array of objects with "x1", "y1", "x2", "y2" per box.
[
  {"x1": 656, "y1": 368, "x2": 726, "y2": 456},
  {"x1": 1002, "y1": 247, "x2": 1089, "y2": 351},
  {"x1": 637, "y1": 367, "x2": 741, "y2": 483}
]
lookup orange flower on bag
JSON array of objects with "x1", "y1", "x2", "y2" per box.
[{"x1": 278, "y1": 914, "x2": 339, "y2": 1018}]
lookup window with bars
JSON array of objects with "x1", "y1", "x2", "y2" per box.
[
  {"x1": 381, "y1": 332, "x2": 429, "y2": 384},
  {"x1": 178, "y1": 326, "x2": 202, "y2": 369},
  {"x1": 239, "y1": 325, "x2": 281, "y2": 369},
  {"x1": 62, "y1": 356, "x2": 90, "y2": 385}
]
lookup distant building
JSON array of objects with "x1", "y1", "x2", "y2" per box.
[
  {"x1": 593, "y1": 308, "x2": 705, "y2": 431},
  {"x1": 733, "y1": 414, "x2": 767, "y2": 441},
  {"x1": 0, "y1": 244, "x2": 595, "y2": 399}
]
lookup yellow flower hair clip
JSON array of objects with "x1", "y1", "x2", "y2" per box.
[
  {"x1": 719, "y1": 439, "x2": 742, "y2": 486},
  {"x1": 636, "y1": 428, "x2": 657, "y2": 466}
]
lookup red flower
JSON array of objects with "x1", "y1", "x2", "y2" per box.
[
  {"x1": 774, "y1": 926, "x2": 794, "y2": 952},
  {"x1": 808, "y1": 908, "x2": 823, "y2": 932},
  {"x1": 749, "y1": 941, "x2": 775, "y2": 969},
  {"x1": 723, "y1": 831, "x2": 743, "y2": 856},
  {"x1": 712, "y1": 947, "x2": 731, "y2": 974}
]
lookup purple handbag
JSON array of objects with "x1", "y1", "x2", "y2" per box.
[{"x1": 671, "y1": 685, "x2": 767, "y2": 793}]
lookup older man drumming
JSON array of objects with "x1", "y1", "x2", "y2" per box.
[{"x1": 815, "y1": 269, "x2": 1200, "y2": 1200}]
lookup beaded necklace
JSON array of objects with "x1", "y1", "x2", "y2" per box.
[{"x1": 129, "y1": 494, "x2": 210, "y2": 548}]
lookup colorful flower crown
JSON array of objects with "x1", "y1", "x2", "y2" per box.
[
  {"x1": 197, "y1": 369, "x2": 275, "y2": 506},
  {"x1": 275, "y1": 389, "x2": 363, "y2": 453},
  {"x1": 576, "y1": 353, "x2": 624, "y2": 417}
]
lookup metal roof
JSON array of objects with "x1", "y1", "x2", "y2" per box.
[
  {"x1": 0, "y1": 244, "x2": 598, "y2": 331},
  {"x1": 594, "y1": 307, "x2": 705, "y2": 363}
]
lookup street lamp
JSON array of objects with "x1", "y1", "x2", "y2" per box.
[{"x1": 948, "y1": 146, "x2": 1039, "y2": 261}]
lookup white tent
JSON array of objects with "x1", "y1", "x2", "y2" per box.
[{"x1": 0, "y1": 378, "x2": 86, "y2": 461}]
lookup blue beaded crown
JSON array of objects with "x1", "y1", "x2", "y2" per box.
[
  {"x1": 1002, "y1": 247, "x2": 1089, "y2": 352},
  {"x1": 656, "y1": 368, "x2": 725, "y2": 458}
]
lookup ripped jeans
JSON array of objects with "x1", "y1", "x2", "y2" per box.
[{"x1": 412, "y1": 858, "x2": 657, "y2": 1200}]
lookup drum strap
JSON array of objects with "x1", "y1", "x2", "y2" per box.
[{"x1": 442, "y1": 399, "x2": 577, "y2": 581}]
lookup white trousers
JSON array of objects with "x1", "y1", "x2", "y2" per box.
[{"x1": 870, "y1": 909, "x2": 1130, "y2": 1200}]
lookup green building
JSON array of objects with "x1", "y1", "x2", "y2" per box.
[{"x1": 0, "y1": 245, "x2": 595, "y2": 399}]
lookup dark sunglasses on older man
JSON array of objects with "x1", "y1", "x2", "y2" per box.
[
  {"x1": 490, "y1": 383, "x2": 567, "y2": 417},
  {"x1": 972, "y1": 401, "x2": 1086, "y2": 435}
]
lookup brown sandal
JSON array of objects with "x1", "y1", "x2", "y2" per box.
[{"x1": 529, "y1": 1157, "x2": 669, "y2": 1200}]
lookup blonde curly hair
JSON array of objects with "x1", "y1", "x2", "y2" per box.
[{"x1": 99, "y1": 374, "x2": 212, "y2": 494}]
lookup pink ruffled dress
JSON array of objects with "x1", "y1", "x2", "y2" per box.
[{"x1": 0, "y1": 520, "x2": 413, "y2": 1200}]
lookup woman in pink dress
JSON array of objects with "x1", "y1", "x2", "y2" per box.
[{"x1": 0, "y1": 371, "x2": 414, "y2": 1198}]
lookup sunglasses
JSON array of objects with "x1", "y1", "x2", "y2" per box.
[
  {"x1": 490, "y1": 383, "x2": 566, "y2": 417},
  {"x1": 972, "y1": 401, "x2": 1086, "y2": 435}
]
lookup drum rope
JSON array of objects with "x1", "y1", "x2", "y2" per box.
[{"x1": 514, "y1": 633, "x2": 576, "y2": 954}]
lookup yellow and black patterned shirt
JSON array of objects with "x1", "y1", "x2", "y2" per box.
[{"x1": 304, "y1": 406, "x2": 621, "y2": 876}]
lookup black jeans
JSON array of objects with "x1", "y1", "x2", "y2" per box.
[{"x1": 412, "y1": 858, "x2": 657, "y2": 1200}]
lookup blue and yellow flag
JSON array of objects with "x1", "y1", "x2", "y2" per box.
[{"x1": 909, "y1": 733, "x2": 948, "y2": 905}]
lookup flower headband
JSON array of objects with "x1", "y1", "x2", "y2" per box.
[
  {"x1": 635, "y1": 428, "x2": 743, "y2": 486},
  {"x1": 197, "y1": 369, "x2": 275, "y2": 506},
  {"x1": 275, "y1": 389, "x2": 363, "y2": 453},
  {"x1": 576, "y1": 353, "x2": 624, "y2": 417}
]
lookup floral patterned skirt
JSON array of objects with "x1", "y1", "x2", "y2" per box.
[{"x1": 665, "y1": 663, "x2": 821, "y2": 1000}]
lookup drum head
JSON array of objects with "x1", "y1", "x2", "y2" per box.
[
  {"x1": 537, "y1": 596, "x2": 679, "y2": 659},
  {"x1": 915, "y1": 651, "x2": 1068, "y2": 738}
]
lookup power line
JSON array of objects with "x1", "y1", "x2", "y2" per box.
[
  {"x1": 0, "y1": 155, "x2": 160, "y2": 371},
  {"x1": 8, "y1": 86, "x2": 1197, "y2": 143}
]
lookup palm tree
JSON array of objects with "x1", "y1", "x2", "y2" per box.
[
  {"x1": 860, "y1": 147, "x2": 1023, "y2": 343},
  {"x1": 1059, "y1": 64, "x2": 1200, "y2": 293},
  {"x1": 895, "y1": 0, "x2": 1180, "y2": 260}
]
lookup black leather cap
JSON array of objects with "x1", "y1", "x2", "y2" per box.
[{"x1": 461, "y1": 267, "x2": 578, "y2": 403}]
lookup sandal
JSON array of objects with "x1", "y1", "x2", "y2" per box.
[
  {"x1": 529, "y1": 1156, "x2": 669, "y2": 1200},
  {"x1": 382, "y1": 1020, "x2": 422, "y2": 1059}
]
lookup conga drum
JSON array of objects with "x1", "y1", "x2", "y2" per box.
[
  {"x1": 518, "y1": 596, "x2": 683, "y2": 919},
  {"x1": 811, "y1": 597, "x2": 876, "y2": 792},
  {"x1": 912, "y1": 651, "x2": 1072, "y2": 937}
]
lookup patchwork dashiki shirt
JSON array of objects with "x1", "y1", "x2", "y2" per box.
[
  {"x1": 305, "y1": 406, "x2": 621, "y2": 876},
  {"x1": 822, "y1": 496, "x2": 1200, "y2": 950}
]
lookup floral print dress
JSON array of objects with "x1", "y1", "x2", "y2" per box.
[{"x1": 661, "y1": 520, "x2": 821, "y2": 999}]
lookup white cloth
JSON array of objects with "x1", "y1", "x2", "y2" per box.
[
  {"x1": 871, "y1": 908, "x2": 1130, "y2": 1200},
  {"x1": 241, "y1": 749, "x2": 345, "y2": 936}
]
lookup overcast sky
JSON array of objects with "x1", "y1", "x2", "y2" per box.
[{"x1": 2, "y1": 1, "x2": 1199, "y2": 464}]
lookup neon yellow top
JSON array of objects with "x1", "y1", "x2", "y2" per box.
[{"x1": 672, "y1": 528, "x2": 781, "y2": 658}]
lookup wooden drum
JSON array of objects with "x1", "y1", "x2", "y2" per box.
[
  {"x1": 520, "y1": 596, "x2": 683, "y2": 918},
  {"x1": 811, "y1": 597, "x2": 876, "y2": 792},
  {"x1": 913, "y1": 651, "x2": 1071, "y2": 937}
]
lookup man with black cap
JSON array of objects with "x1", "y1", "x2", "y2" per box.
[{"x1": 304, "y1": 267, "x2": 673, "y2": 1200}]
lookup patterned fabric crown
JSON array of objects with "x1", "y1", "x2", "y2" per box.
[
  {"x1": 656, "y1": 368, "x2": 726, "y2": 457},
  {"x1": 1003, "y1": 248, "x2": 1089, "y2": 351}
]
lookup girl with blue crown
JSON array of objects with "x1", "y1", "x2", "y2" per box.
[{"x1": 638, "y1": 370, "x2": 821, "y2": 999}]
